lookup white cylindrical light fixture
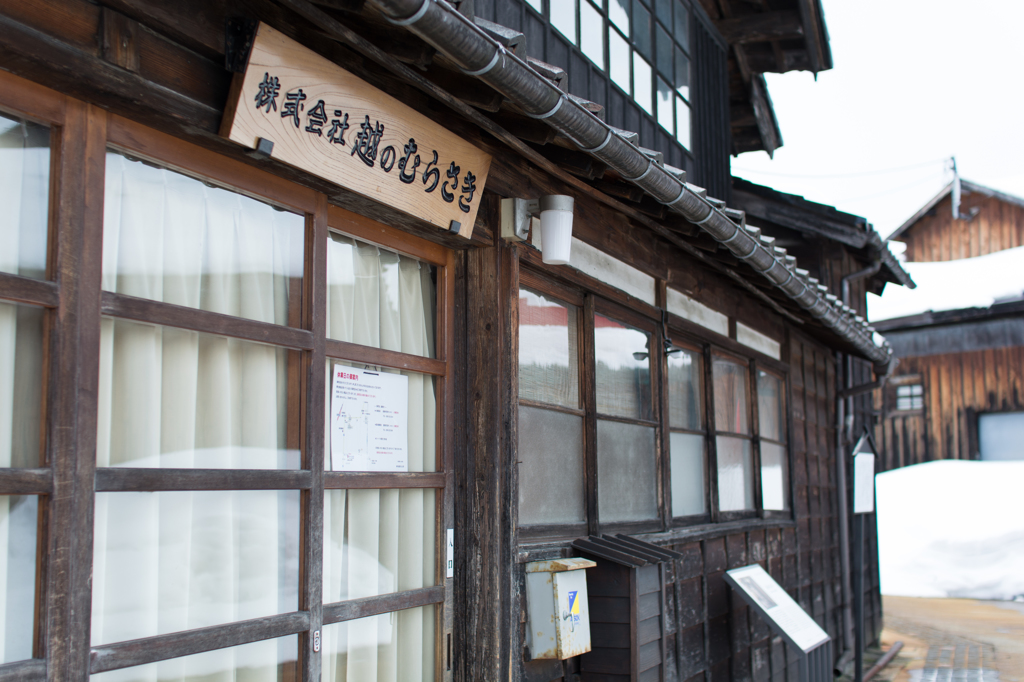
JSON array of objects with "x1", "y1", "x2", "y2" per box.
[{"x1": 539, "y1": 195, "x2": 575, "y2": 265}]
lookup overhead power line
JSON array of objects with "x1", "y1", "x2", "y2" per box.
[{"x1": 731, "y1": 158, "x2": 949, "y2": 180}]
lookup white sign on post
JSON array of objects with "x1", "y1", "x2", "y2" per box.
[
  {"x1": 725, "y1": 564, "x2": 830, "y2": 652},
  {"x1": 853, "y1": 453, "x2": 876, "y2": 514},
  {"x1": 329, "y1": 365, "x2": 408, "y2": 471}
]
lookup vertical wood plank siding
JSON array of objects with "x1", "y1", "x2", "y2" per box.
[
  {"x1": 876, "y1": 345, "x2": 1024, "y2": 466},
  {"x1": 473, "y1": 0, "x2": 697, "y2": 175},
  {"x1": 691, "y1": 15, "x2": 732, "y2": 201},
  {"x1": 899, "y1": 194, "x2": 1024, "y2": 262}
]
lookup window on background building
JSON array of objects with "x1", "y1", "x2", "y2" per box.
[{"x1": 895, "y1": 383, "x2": 923, "y2": 411}]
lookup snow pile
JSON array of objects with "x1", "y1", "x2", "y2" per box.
[
  {"x1": 876, "y1": 459, "x2": 1024, "y2": 600},
  {"x1": 867, "y1": 245, "x2": 1024, "y2": 322}
]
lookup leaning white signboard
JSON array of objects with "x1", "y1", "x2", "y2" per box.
[{"x1": 724, "y1": 564, "x2": 829, "y2": 652}]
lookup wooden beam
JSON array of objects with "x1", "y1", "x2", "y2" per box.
[
  {"x1": 749, "y1": 75, "x2": 781, "y2": 157},
  {"x1": 89, "y1": 612, "x2": 311, "y2": 674},
  {"x1": 716, "y1": 11, "x2": 803, "y2": 45},
  {"x1": 101, "y1": 292, "x2": 315, "y2": 350},
  {"x1": 323, "y1": 585, "x2": 445, "y2": 624},
  {"x1": 94, "y1": 468, "x2": 313, "y2": 491},
  {"x1": 0, "y1": 659, "x2": 45, "y2": 681},
  {"x1": 0, "y1": 469, "x2": 51, "y2": 495},
  {"x1": 323, "y1": 471, "x2": 446, "y2": 489},
  {"x1": 0, "y1": 272, "x2": 59, "y2": 308}
]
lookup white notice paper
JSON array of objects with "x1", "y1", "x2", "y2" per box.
[
  {"x1": 330, "y1": 365, "x2": 408, "y2": 471},
  {"x1": 725, "y1": 564, "x2": 830, "y2": 652},
  {"x1": 853, "y1": 453, "x2": 876, "y2": 514}
]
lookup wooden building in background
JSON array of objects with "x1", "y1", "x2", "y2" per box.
[
  {"x1": 875, "y1": 181, "x2": 1024, "y2": 467},
  {"x1": 0, "y1": 0, "x2": 910, "y2": 680}
]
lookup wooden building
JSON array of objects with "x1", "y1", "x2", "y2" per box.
[
  {"x1": 0, "y1": 0, "x2": 909, "y2": 680},
  {"x1": 887, "y1": 179, "x2": 1024, "y2": 263},
  {"x1": 876, "y1": 181, "x2": 1024, "y2": 467}
]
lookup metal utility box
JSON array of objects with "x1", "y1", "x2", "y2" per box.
[
  {"x1": 572, "y1": 534, "x2": 682, "y2": 681},
  {"x1": 525, "y1": 557, "x2": 596, "y2": 660}
]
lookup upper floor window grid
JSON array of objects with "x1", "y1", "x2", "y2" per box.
[{"x1": 528, "y1": 0, "x2": 692, "y2": 150}]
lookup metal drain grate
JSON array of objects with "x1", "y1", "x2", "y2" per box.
[{"x1": 907, "y1": 643, "x2": 1001, "y2": 682}]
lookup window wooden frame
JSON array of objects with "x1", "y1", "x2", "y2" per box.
[
  {"x1": 755, "y1": 364, "x2": 792, "y2": 521},
  {"x1": 516, "y1": 270, "x2": 588, "y2": 542},
  {"x1": 515, "y1": 256, "x2": 795, "y2": 546},
  {"x1": 0, "y1": 69, "x2": 454, "y2": 682}
]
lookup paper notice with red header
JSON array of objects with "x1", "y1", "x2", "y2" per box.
[{"x1": 329, "y1": 365, "x2": 408, "y2": 472}]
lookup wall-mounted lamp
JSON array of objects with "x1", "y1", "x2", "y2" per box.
[{"x1": 500, "y1": 195, "x2": 575, "y2": 265}]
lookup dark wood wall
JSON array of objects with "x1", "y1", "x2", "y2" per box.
[
  {"x1": 875, "y1": 345, "x2": 1024, "y2": 467},
  {"x1": 650, "y1": 332, "x2": 880, "y2": 682},
  {"x1": 898, "y1": 193, "x2": 1024, "y2": 262}
]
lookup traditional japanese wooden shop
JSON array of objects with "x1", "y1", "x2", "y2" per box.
[{"x1": 0, "y1": 0, "x2": 910, "y2": 680}]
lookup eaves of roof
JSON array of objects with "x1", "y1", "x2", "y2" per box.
[
  {"x1": 888, "y1": 180, "x2": 1024, "y2": 242},
  {"x1": 278, "y1": 0, "x2": 893, "y2": 373}
]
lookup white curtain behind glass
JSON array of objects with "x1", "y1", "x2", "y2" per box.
[
  {"x1": 0, "y1": 116, "x2": 48, "y2": 663},
  {"x1": 92, "y1": 155, "x2": 302, "y2": 680},
  {"x1": 323, "y1": 234, "x2": 436, "y2": 682}
]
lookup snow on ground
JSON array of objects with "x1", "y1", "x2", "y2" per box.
[
  {"x1": 867, "y1": 245, "x2": 1024, "y2": 322},
  {"x1": 876, "y1": 459, "x2": 1024, "y2": 600}
]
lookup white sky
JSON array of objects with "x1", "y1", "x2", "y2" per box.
[{"x1": 730, "y1": 0, "x2": 1024, "y2": 240}]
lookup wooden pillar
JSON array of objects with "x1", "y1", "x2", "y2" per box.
[
  {"x1": 455, "y1": 239, "x2": 520, "y2": 680},
  {"x1": 44, "y1": 99, "x2": 107, "y2": 681}
]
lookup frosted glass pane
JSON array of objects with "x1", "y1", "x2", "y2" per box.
[
  {"x1": 632, "y1": 53, "x2": 653, "y2": 115},
  {"x1": 610, "y1": 0, "x2": 631, "y2": 35},
  {"x1": 580, "y1": 1, "x2": 605, "y2": 69},
  {"x1": 716, "y1": 436, "x2": 753, "y2": 511},
  {"x1": 525, "y1": 0, "x2": 542, "y2": 11},
  {"x1": 0, "y1": 113, "x2": 49, "y2": 280},
  {"x1": 675, "y1": 97, "x2": 690, "y2": 149},
  {"x1": 979, "y1": 412, "x2": 1024, "y2": 461},
  {"x1": 670, "y1": 433, "x2": 705, "y2": 517},
  {"x1": 674, "y1": 0, "x2": 689, "y2": 51},
  {"x1": 761, "y1": 442, "x2": 789, "y2": 510},
  {"x1": 656, "y1": 24, "x2": 673, "y2": 77},
  {"x1": 91, "y1": 491, "x2": 300, "y2": 645},
  {"x1": 758, "y1": 371, "x2": 785, "y2": 442},
  {"x1": 518, "y1": 406, "x2": 585, "y2": 525},
  {"x1": 656, "y1": 78, "x2": 674, "y2": 133},
  {"x1": 0, "y1": 496, "x2": 37, "y2": 663},
  {"x1": 322, "y1": 605, "x2": 435, "y2": 682},
  {"x1": 609, "y1": 28, "x2": 631, "y2": 93},
  {"x1": 633, "y1": 0, "x2": 651, "y2": 58},
  {"x1": 323, "y1": 488, "x2": 436, "y2": 603},
  {"x1": 91, "y1": 635, "x2": 298, "y2": 681},
  {"x1": 552, "y1": 0, "x2": 578, "y2": 44},
  {"x1": 595, "y1": 314, "x2": 652, "y2": 419},
  {"x1": 668, "y1": 348, "x2": 702, "y2": 430},
  {"x1": 598, "y1": 420, "x2": 657, "y2": 522},
  {"x1": 519, "y1": 289, "x2": 579, "y2": 408},
  {"x1": 713, "y1": 357, "x2": 749, "y2": 434},
  {"x1": 674, "y1": 46, "x2": 690, "y2": 99},
  {"x1": 0, "y1": 302, "x2": 44, "y2": 467}
]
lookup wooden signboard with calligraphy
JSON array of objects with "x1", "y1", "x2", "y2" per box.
[{"x1": 221, "y1": 22, "x2": 491, "y2": 238}]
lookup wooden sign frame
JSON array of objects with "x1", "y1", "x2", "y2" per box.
[{"x1": 221, "y1": 22, "x2": 492, "y2": 238}]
